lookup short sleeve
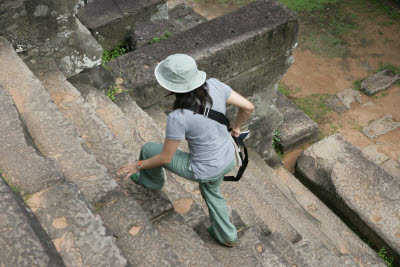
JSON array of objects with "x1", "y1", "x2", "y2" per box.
[
  {"x1": 210, "y1": 78, "x2": 232, "y2": 101},
  {"x1": 166, "y1": 113, "x2": 185, "y2": 140}
]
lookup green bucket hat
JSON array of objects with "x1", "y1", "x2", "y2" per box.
[{"x1": 155, "y1": 54, "x2": 206, "y2": 93}]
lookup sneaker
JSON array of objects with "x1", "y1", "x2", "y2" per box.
[
  {"x1": 130, "y1": 173, "x2": 140, "y2": 185},
  {"x1": 208, "y1": 226, "x2": 236, "y2": 248}
]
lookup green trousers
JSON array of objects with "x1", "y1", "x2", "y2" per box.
[{"x1": 135, "y1": 142, "x2": 237, "y2": 244}]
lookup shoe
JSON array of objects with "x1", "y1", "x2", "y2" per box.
[
  {"x1": 208, "y1": 226, "x2": 236, "y2": 248},
  {"x1": 130, "y1": 173, "x2": 140, "y2": 185}
]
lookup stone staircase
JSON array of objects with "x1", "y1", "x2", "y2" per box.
[
  {"x1": 0, "y1": 25, "x2": 386, "y2": 267},
  {"x1": 0, "y1": 36, "x2": 292, "y2": 266}
]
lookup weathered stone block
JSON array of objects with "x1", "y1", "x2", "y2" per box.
[
  {"x1": 336, "y1": 88, "x2": 362, "y2": 109},
  {"x1": 0, "y1": 176, "x2": 65, "y2": 266},
  {"x1": 275, "y1": 91, "x2": 318, "y2": 152},
  {"x1": 26, "y1": 58, "x2": 136, "y2": 175},
  {"x1": 28, "y1": 182, "x2": 128, "y2": 266},
  {"x1": 296, "y1": 134, "x2": 400, "y2": 256},
  {"x1": 127, "y1": 3, "x2": 207, "y2": 51},
  {"x1": 77, "y1": 0, "x2": 168, "y2": 49},
  {"x1": 99, "y1": 196, "x2": 183, "y2": 266},
  {"x1": 361, "y1": 144, "x2": 389, "y2": 165},
  {"x1": 362, "y1": 114, "x2": 400, "y2": 140},
  {"x1": 361, "y1": 69, "x2": 400, "y2": 96},
  {"x1": 0, "y1": 37, "x2": 121, "y2": 204},
  {"x1": 0, "y1": 86, "x2": 64, "y2": 195},
  {"x1": 325, "y1": 95, "x2": 347, "y2": 114},
  {"x1": 194, "y1": 221, "x2": 263, "y2": 266},
  {"x1": 0, "y1": 1, "x2": 103, "y2": 77},
  {"x1": 381, "y1": 159, "x2": 400, "y2": 182},
  {"x1": 237, "y1": 227, "x2": 289, "y2": 266},
  {"x1": 154, "y1": 211, "x2": 222, "y2": 266}
]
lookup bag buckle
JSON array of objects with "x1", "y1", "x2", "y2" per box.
[{"x1": 203, "y1": 107, "x2": 210, "y2": 117}]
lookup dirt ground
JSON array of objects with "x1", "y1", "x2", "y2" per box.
[{"x1": 169, "y1": 0, "x2": 400, "y2": 172}]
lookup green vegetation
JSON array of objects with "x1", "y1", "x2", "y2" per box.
[
  {"x1": 102, "y1": 46, "x2": 127, "y2": 66},
  {"x1": 376, "y1": 63, "x2": 400, "y2": 76},
  {"x1": 367, "y1": 0, "x2": 400, "y2": 21},
  {"x1": 272, "y1": 129, "x2": 284, "y2": 157},
  {"x1": 352, "y1": 79, "x2": 362, "y2": 91},
  {"x1": 106, "y1": 86, "x2": 119, "y2": 101},
  {"x1": 378, "y1": 247, "x2": 395, "y2": 267},
  {"x1": 278, "y1": 84, "x2": 291, "y2": 96},
  {"x1": 2, "y1": 175, "x2": 21, "y2": 193},
  {"x1": 300, "y1": 2, "x2": 358, "y2": 58},
  {"x1": 279, "y1": 0, "x2": 338, "y2": 12},
  {"x1": 294, "y1": 93, "x2": 331, "y2": 122},
  {"x1": 150, "y1": 30, "x2": 171, "y2": 44}
]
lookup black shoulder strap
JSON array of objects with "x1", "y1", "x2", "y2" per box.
[{"x1": 183, "y1": 104, "x2": 248, "y2": 182}]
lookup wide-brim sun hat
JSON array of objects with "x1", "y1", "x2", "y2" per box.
[{"x1": 155, "y1": 54, "x2": 206, "y2": 93}]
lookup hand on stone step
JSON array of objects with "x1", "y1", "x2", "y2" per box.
[{"x1": 117, "y1": 161, "x2": 140, "y2": 180}]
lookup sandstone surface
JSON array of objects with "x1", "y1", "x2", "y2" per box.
[
  {"x1": 362, "y1": 114, "x2": 400, "y2": 140},
  {"x1": 276, "y1": 91, "x2": 319, "y2": 152},
  {"x1": 361, "y1": 69, "x2": 400, "y2": 95},
  {"x1": 297, "y1": 134, "x2": 400, "y2": 256}
]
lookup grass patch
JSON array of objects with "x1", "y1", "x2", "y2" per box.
[
  {"x1": 150, "y1": 30, "x2": 171, "y2": 44},
  {"x1": 376, "y1": 63, "x2": 400, "y2": 76},
  {"x1": 352, "y1": 79, "x2": 362, "y2": 91},
  {"x1": 367, "y1": 0, "x2": 400, "y2": 21},
  {"x1": 278, "y1": 84, "x2": 291, "y2": 96},
  {"x1": 102, "y1": 46, "x2": 127, "y2": 66},
  {"x1": 279, "y1": 0, "x2": 339, "y2": 12},
  {"x1": 293, "y1": 93, "x2": 332, "y2": 122},
  {"x1": 299, "y1": 2, "x2": 358, "y2": 58}
]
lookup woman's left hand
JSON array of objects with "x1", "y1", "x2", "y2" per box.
[{"x1": 117, "y1": 161, "x2": 139, "y2": 180}]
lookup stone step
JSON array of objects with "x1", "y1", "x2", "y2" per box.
[
  {"x1": 70, "y1": 84, "x2": 267, "y2": 264},
  {"x1": 98, "y1": 196, "x2": 183, "y2": 266},
  {"x1": 0, "y1": 86, "x2": 64, "y2": 196},
  {"x1": 27, "y1": 182, "x2": 129, "y2": 266},
  {"x1": 275, "y1": 91, "x2": 318, "y2": 152},
  {"x1": 194, "y1": 223, "x2": 263, "y2": 267},
  {"x1": 153, "y1": 211, "x2": 223, "y2": 266},
  {"x1": 265, "y1": 232, "x2": 311, "y2": 267},
  {"x1": 0, "y1": 37, "x2": 121, "y2": 204},
  {"x1": 70, "y1": 82, "x2": 173, "y2": 220},
  {"x1": 127, "y1": 3, "x2": 207, "y2": 51},
  {"x1": 248, "y1": 151, "x2": 380, "y2": 264},
  {"x1": 0, "y1": 175, "x2": 65, "y2": 266},
  {"x1": 237, "y1": 227, "x2": 289, "y2": 266},
  {"x1": 25, "y1": 58, "x2": 136, "y2": 176},
  {"x1": 296, "y1": 133, "x2": 400, "y2": 261},
  {"x1": 25, "y1": 59, "x2": 172, "y2": 220},
  {"x1": 220, "y1": 173, "x2": 302, "y2": 243},
  {"x1": 77, "y1": 0, "x2": 168, "y2": 49},
  {"x1": 250, "y1": 151, "x2": 384, "y2": 266}
]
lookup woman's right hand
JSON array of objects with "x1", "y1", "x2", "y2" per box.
[{"x1": 231, "y1": 127, "x2": 240, "y2": 137}]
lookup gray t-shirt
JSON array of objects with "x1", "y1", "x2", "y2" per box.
[{"x1": 166, "y1": 78, "x2": 235, "y2": 179}]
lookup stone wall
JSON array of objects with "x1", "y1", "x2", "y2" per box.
[
  {"x1": 0, "y1": 0, "x2": 102, "y2": 78},
  {"x1": 70, "y1": 0, "x2": 298, "y2": 159}
]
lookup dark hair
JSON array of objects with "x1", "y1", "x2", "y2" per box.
[{"x1": 173, "y1": 83, "x2": 213, "y2": 113}]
